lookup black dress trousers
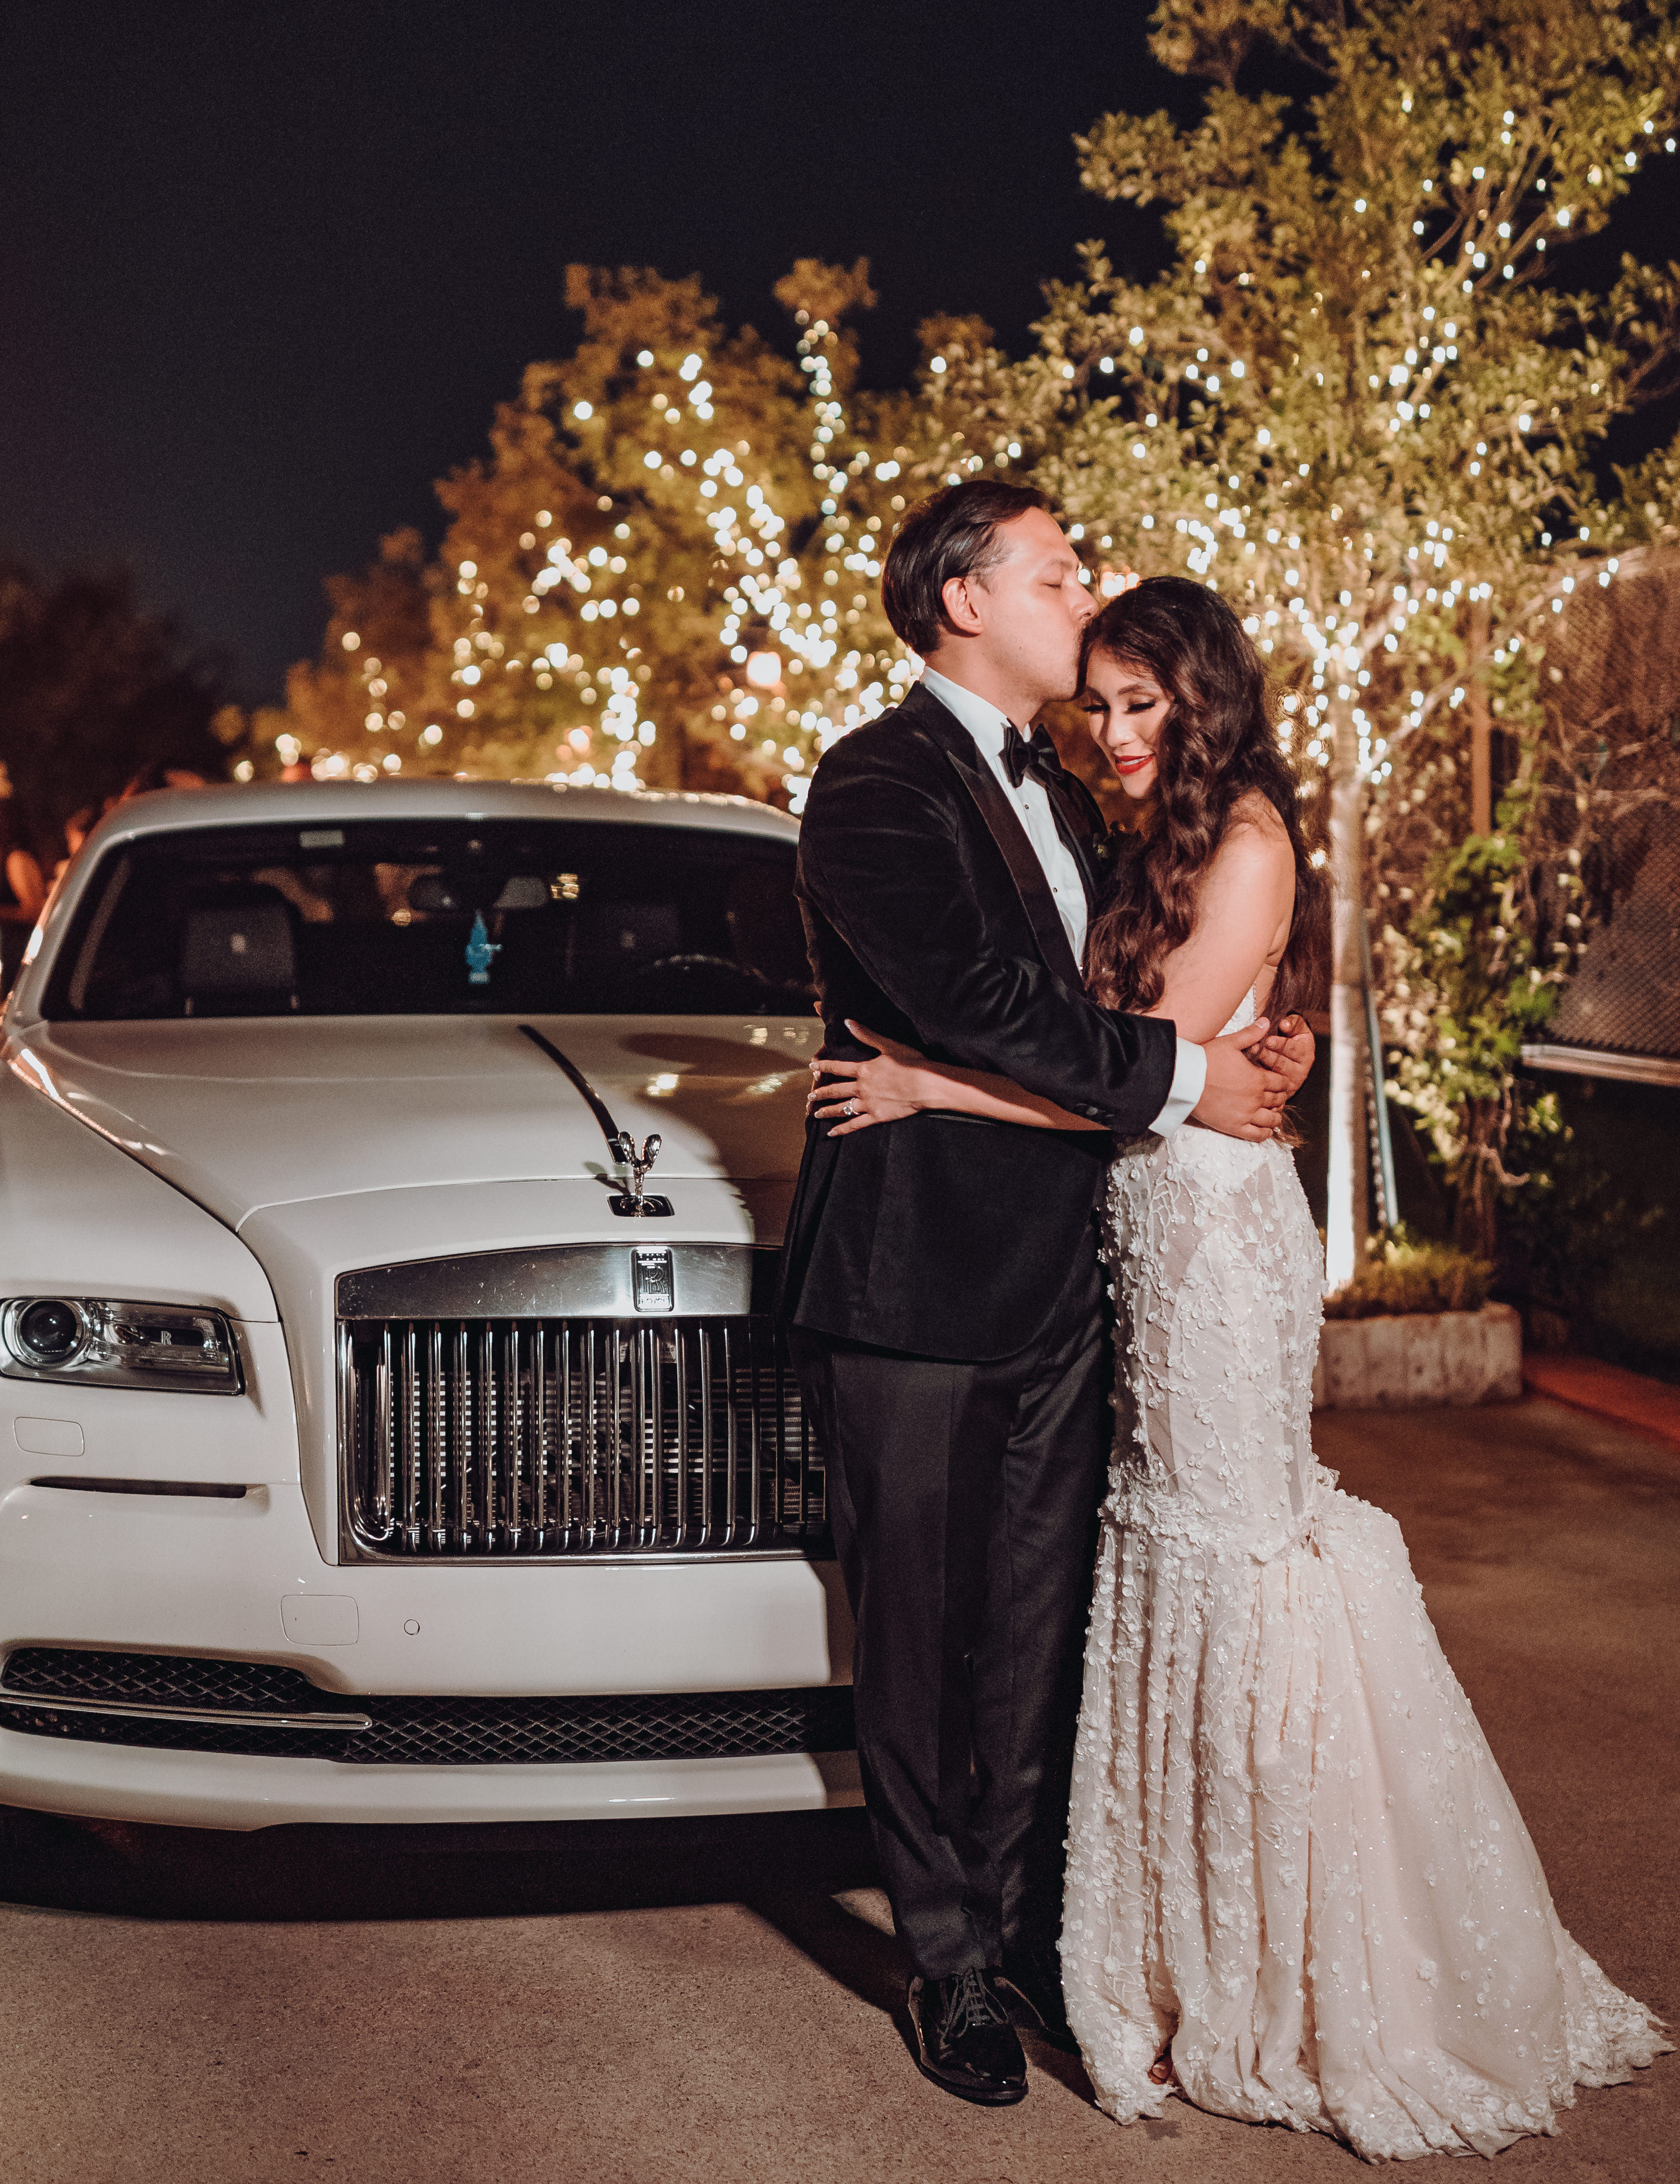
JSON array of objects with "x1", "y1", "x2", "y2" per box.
[{"x1": 790, "y1": 1226, "x2": 1109, "y2": 1980}]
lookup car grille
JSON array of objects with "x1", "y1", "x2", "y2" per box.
[
  {"x1": 339, "y1": 1312, "x2": 825, "y2": 1560},
  {"x1": 0, "y1": 1648, "x2": 854, "y2": 1766}
]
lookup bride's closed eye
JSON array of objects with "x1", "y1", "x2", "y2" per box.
[{"x1": 1082, "y1": 696, "x2": 1158, "y2": 719}]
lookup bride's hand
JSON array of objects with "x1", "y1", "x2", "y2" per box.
[{"x1": 807, "y1": 1019, "x2": 932, "y2": 1135}]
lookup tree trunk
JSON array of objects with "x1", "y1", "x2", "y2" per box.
[
  {"x1": 1467, "y1": 599, "x2": 1491, "y2": 835},
  {"x1": 1324, "y1": 704, "x2": 1368, "y2": 1293},
  {"x1": 1452, "y1": 1093, "x2": 1507, "y2": 1263}
]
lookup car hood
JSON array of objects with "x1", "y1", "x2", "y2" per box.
[{"x1": 8, "y1": 1015, "x2": 820, "y2": 1243}]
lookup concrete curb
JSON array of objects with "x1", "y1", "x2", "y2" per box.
[{"x1": 1312, "y1": 1302, "x2": 1523, "y2": 1411}]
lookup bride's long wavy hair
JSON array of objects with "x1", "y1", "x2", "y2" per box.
[{"x1": 1081, "y1": 576, "x2": 1328, "y2": 1022}]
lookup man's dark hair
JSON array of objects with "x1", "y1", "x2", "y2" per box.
[{"x1": 881, "y1": 480, "x2": 1054, "y2": 656}]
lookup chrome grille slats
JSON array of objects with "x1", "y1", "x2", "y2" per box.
[
  {"x1": 373, "y1": 1324, "x2": 394, "y2": 1539},
  {"x1": 583, "y1": 1322, "x2": 599, "y2": 1542},
  {"x1": 428, "y1": 1321, "x2": 446, "y2": 1550},
  {"x1": 452, "y1": 1323, "x2": 470, "y2": 1547},
  {"x1": 697, "y1": 1327, "x2": 713, "y2": 1544},
  {"x1": 532, "y1": 1328, "x2": 549, "y2": 1544},
  {"x1": 608, "y1": 1325, "x2": 625, "y2": 1541},
  {"x1": 402, "y1": 1323, "x2": 422, "y2": 1553},
  {"x1": 502, "y1": 1322, "x2": 522, "y2": 1551},
  {"x1": 632, "y1": 1324, "x2": 650, "y2": 1545},
  {"x1": 339, "y1": 1308, "x2": 825, "y2": 1561}
]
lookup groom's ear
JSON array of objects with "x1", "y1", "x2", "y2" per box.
[{"x1": 939, "y1": 572, "x2": 987, "y2": 638}]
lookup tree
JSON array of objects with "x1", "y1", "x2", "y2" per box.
[
  {"x1": 989, "y1": 0, "x2": 1680, "y2": 1283},
  {"x1": 1379, "y1": 828, "x2": 1573, "y2": 1256},
  {"x1": 0, "y1": 564, "x2": 233, "y2": 855},
  {"x1": 264, "y1": 262, "x2": 948, "y2": 803}
]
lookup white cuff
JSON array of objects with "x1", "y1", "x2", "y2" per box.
[{"x1": 1149, "y1": 1038, "x2": 1206, "y2": 1138}]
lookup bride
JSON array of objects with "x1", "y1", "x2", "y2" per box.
[{"x1": 809, "y1": 575, "x2": 1668, "y2": 2160}]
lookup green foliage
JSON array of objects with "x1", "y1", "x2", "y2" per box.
[
  {"x1": 1616, "y1": 433, "x2": 1680, "y2": 549},
  {"x1": 1381, "y1": 825, "x2": 1574, "y2": 1249},
  {"x1": 1384, "y1": 829, "x2": 1567, "y2": 1129},
  {"x1": 1322, "y1": 1234, "x2": 1493, "y2": 1317}
]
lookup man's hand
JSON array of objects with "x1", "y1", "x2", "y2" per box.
[
  {"x1": 1256, "y1": 1013, "x2": 1316, "y2": 1098},
  {"x1": 1190, "y1": 1016, "x2": 1289, "y2": 1141}
]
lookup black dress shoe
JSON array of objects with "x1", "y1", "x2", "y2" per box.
[
  {"x1": 906, "y1": 1968, "x2": 1028, "y2": 2105},
  {"x1": 998, "y1": 1944, "x2": 1079, "y2": 2052}
]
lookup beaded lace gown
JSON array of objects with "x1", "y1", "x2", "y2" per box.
[{"x1": 1060, "y1": 994, "x2": 1668, "y2": 2162}]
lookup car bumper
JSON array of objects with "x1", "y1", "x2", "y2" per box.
[
  {"x1": 0, "y1": 1479, "x2": 859, "y2": 1829},
  {"x1": 0, "y1": 1727, "x2": 861, "y2": 1830}
]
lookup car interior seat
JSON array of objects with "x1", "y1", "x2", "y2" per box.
[
  {"x1": 177, "y1": 889, "x2": 300, "y2": 1014},
  {"x1": 573, "y1": 898, "x2": 684, "y2": 968}
]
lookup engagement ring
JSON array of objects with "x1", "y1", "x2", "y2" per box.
[{"x1": 846, "y1": 1098, "x2": 858, "y2": 1116}]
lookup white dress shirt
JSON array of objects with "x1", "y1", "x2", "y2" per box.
[{"x1": 919, "y1": 667, "x2": 1206, "y2": 1138}]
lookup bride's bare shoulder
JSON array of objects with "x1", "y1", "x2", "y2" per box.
[
  {"x1": 1227, "y1": 787, "x2": 1289, "y2": 840},
  {"x1": 1211, "y1": 792, "x2": 1293, "y2": 882}
]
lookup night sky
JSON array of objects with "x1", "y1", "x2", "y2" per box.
[{"x1": 3, "y1": 3, "x2": 1673, "y2": 705}]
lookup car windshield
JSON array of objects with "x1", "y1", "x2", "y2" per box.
[{"x1": 44, "y1": 817, "x2": 814, "y2": 1020}]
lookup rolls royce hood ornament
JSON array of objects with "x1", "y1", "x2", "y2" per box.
[
  {"x1": 518, "y1": 1023, "x2": 674, "y2": 1217},
  {"x1": 607, "y1": 1129, "x2": 666, "y2": 1218}
]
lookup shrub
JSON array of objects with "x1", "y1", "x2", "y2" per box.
[{"x1": 1322, "y1": 1238, "x2": 1492, "y2": 1321}]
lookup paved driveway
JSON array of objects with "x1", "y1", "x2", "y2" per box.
[{"x1": 1, "y1": 1394, "x2": 1674, "y2": 2183}]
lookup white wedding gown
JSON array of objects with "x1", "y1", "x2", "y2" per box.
[{"x1": 1060, "y1": 995, "x2": 1669, "y2": 2161}]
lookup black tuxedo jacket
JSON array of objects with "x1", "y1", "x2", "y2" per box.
[{"x1": 778, "y1": 679, "x2": 1178, "y2": 1361}]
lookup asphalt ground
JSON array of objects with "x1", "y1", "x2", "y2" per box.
[{"x1": 0, "y1": 1392, "x2": 1673, "y2": 2184}]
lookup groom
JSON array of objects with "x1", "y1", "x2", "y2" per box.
[{"x1": 780, "y1": 481, "x2": 1314, "y2": 2105}]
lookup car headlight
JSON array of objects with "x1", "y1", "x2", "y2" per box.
[{"x1": 0, "y1": 1298, "x2": 242, "y2": 1395}]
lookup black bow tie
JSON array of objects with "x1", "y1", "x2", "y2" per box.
[{"x1": 1001, "y1": 721, "x2": 1069, "y2": 792}]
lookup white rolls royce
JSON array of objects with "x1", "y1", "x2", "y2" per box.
[{"x1": 0, "y1": 780, "x2": 858, "y2": 1830}]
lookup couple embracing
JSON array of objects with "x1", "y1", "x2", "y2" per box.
[{"x1": 777, "y1": 482, "x2": 1665, "y2": 2160}]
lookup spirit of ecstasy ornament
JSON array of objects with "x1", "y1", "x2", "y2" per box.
[{"x1": 608, "y1": 1130, "x2": 667, "y2": 1217}]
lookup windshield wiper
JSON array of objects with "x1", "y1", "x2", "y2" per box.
[{"x1": 517, "y1": 1023, "x2": 672, "y2": 1218}]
